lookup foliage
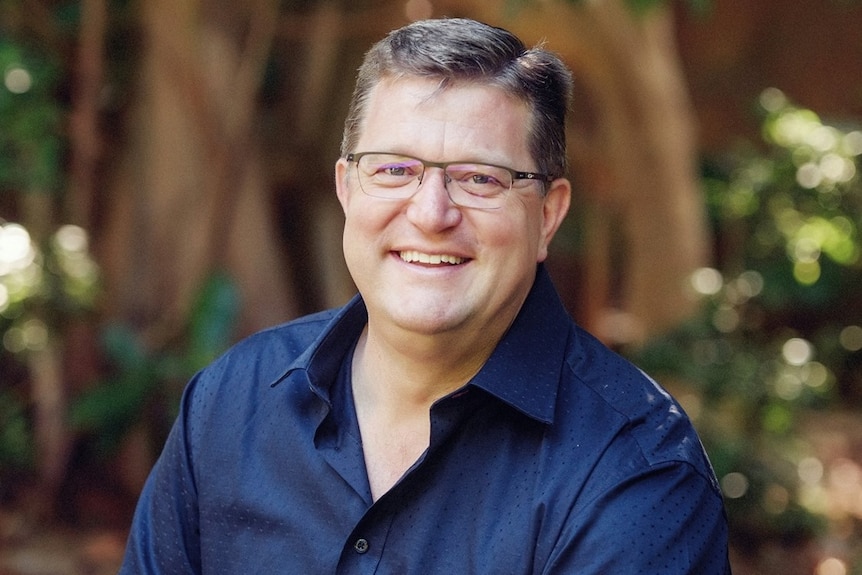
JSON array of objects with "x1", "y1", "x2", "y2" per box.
[
  {"x1": 553, "y1": 0, "x2": 713, "y2": 16},
  {"x1": 1, "y1": 1, "x2": 81, "y2": 488},
  {"x1": 0, "y1": 222, "x2": 99, "y2": 474},
  {"x1": 1, "y1": 0, "x2": 238, "y2": 504},
  {"x1": 0, "y1": 37, "x2": 63, "y2": 194},
  {"x1": 0, "y1": 218, "x2": 240, "y2": 471},
  {"x1": 69, "y1": 272, "x2": 241, "y2": 455},
  {"x1": 632, "y1": 89, "x2": 862, "y2": 562},
  {"x1": 0, "y1": 388, "x2": 32, "y2": 469}
]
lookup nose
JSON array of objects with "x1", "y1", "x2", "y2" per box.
[{"x1": 405, "y1": 167, "x2": 462, "y2": 231}]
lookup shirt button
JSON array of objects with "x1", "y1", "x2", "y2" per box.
[{"x1": 354, "y1": 538, "x2": 369, "y2": 554}]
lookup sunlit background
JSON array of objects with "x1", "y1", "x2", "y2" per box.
[{"x1": 2, "y1": 0, "x2": 862, "y2": 574}]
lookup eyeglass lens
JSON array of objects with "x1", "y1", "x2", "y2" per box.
[{"x1": 354, "y1": 153, "x2": 511, "y2": 208}]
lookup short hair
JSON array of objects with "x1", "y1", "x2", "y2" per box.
[{"x1": 340, "y1": 18, "x2": 573, "y2": 182}]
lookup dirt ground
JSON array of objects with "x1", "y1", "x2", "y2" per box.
[
  {"x1": 0, "y1": 477, "x2": 132, "y2": 575},
  {"x1": 0, "y1": 522, "x2": 126, "y2": 575}
]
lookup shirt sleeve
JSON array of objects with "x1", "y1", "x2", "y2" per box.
[
  {"x1": 542, "y1": 461, "x2": 731, "y2": 575},
  {"x1": 118, "y1": 375, "x2": 203, "y2": 575}
]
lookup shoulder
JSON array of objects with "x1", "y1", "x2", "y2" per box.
[
  {"x1": 560, "y1": 325, "x2": 719, "y2": 491},
  {"x1": 181, "y1": 307, "x2": 342, "y2": 417},
  {"x1": 225, "y1": 307, "x2": 341, "y2": 367}
]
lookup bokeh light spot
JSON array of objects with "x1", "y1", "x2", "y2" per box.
[
  {"x1": 839, "y1": 325, "x2": 862, "y2": 351},
  {"x1": 712, "y1": 305, "x2": 739, "y2": 333},
  {"x1": 3, "y1": 66, "x2": 32, "y2": 94},
  {"x1": 775, "y1": 369, "x2": 803, "y2": 400},
  {"x1": 816, "y1": 558, "x2": 846, "y2": 575},
  {"x1": 54, "y1": 224, "x2": 89, "y2": 253},
  {"x1": 793, "y1": 260, "x2": 821, "y2": 284},
  {"x1": 802, "y1": 362, "x2": 829, "y2": 388},
  {"x1": 783, "y1": 337, "x2": 813, "y2": 366},
  {"x1": 764, "y1": 483, "x2": 790, "y2": 514},
  {"x1": 721, "y1": 472, "x2": 749, "y2": 499},
  {"x1": 796, "y1": 162, "x2": 823, "y2": 189},
  {"x1": 0, "y1": 224, "x2": 34, "y2": 270},
  {"x1": 798, "y1": 457, "x2": 824, "y2": 485},
  {"x1": 843, "y1": 131, "x2": 862, "y2": 156},
  {"x1": 759, "y1": 88, "x2": 787, "y2": 112},
  {"x1": 690, "y1": 267, "x2": 723, "y2": 295}
]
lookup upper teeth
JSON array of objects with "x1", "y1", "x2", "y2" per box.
[{"x1": 400, "y1": 251, "x2": 464, "y2": 265}]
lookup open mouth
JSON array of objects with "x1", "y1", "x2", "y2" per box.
[{"x1": 399, "y1": 250, "x2": 465, "y2": 265}]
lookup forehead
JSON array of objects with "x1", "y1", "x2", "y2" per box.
[{"x1": 357, "y1": 76, "x2": 533, "y2": 165}]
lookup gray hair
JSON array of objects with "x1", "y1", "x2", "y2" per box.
[{"x1": 340, "y1": 18, "x2": 573, "y2": 182}]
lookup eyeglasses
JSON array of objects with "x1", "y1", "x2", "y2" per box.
[{"x1": 345, "y1": 152, "x2": 553, "y2": 210}]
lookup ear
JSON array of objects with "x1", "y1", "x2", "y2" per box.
[
  {"x1": 537, "y1": 177, "x2": 572, "y2": 263},
  {"x1": 334, "y1": 158, "x2": 351, "y2": 213}
]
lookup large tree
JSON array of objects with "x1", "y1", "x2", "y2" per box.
[
  {"x1": 100, "y1": 0, "x2": 296, "y2": 346},
  {"x1": 101, "y1": 0, "x2": 709, "y2": 350},
  {"x1": 1, "y1": 0, "x2": 710, "y2": 501}
]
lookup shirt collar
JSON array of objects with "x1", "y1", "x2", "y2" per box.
[
  {"x1": 270, "y1": 299, "x2": 367, "y2": 403},
  {"x1": 467, "y1": 265, "x2": 570, "y2": 424},
  {"x1": 273, "y1": 265, "x2": 570, "y2": 424}
]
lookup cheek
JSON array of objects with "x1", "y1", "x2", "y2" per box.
[
  {"x1": 342, "y1": 208, "x2": 370, "y2": 258},
  {"x1": 344, "y1": 194, "x2": 385, "y2": 229},
  {"x1": 342, "y1": 199, "x2": 399, "y2": 253},
  {"x1": 483, "y1": 204, "x2": 545, "y2": 256}
]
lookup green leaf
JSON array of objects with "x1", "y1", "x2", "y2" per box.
[
  {"x1": 69, "y1": 368, "x2": 155, "y2": 434},
  {"x1": 186, "y1": 271, "x2": 240, "y2": 370},
  {"x1": 0, "y1": 392, "x2": 33, "y2": 469},
  {"x1": 624, "y1": 0, "x2": 665, "y2": 14},
  {"x1": 101, "y1": 323, "x2": 148, "y2": 372}
]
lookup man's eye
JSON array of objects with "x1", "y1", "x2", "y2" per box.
[
  {"x1": 376, "y1": 164, "x2": 419, "y2": 178},
  {"x1": 470, "y1": 174, "x2": 497, "y2": 185},
  {"x1": 463, "y1": 172, "x2": 506, "y2": 188}
]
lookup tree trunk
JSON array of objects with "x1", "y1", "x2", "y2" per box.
[{"x1": 100, "y1": 0, "x2": 296, "y2": 346}]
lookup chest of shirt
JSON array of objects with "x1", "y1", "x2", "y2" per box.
[{"x1": 192, "y1": 389, "x2": 592, "y2": 574}]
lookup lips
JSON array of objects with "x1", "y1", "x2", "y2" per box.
[{"x1": 399, "y1": 250, "x2": 465, "y2": 265}]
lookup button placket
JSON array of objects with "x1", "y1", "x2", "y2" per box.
[{"x1": 337, "y1": 503, "x2": 395, "y2": 572}]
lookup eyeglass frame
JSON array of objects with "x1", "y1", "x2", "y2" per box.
[{"x1": 345, "y1": 151, "x2": 554, "y2": 208}]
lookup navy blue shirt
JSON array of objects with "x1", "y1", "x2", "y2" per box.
[{"x1": 120, "y1": 267, "x2": 730, "y2": 574}]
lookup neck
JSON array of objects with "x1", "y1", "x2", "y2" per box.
[{"x1": 352, "y1": 322, "x2": 499, "y2": 414}]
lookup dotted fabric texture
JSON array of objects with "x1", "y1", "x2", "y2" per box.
[{"x1": 119, "y1": 266, "x2": 731, "y2": 574}]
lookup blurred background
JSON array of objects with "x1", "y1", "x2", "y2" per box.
[{"x1": 1, "y1": 0, "x2": 861, "y2": 573}]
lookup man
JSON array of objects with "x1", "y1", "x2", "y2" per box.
[{"x1": 120, "y1": 17, "x2": 731, "y2": 574}]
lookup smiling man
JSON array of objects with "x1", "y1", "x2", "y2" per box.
[{"x1": 119, "y1": 18, "x2": 731, "y2": 575}]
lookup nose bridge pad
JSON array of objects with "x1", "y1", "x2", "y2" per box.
[
  {"x1": 416, "y1": 166, "x2": 456, "y2": 205},
  {"x1": 442, "y1": 171, "x2": 456, "y2": 205}
]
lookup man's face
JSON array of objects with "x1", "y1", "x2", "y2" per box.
[{"x1": 335, "y1": 76, "x2": 570, "y2": 342}]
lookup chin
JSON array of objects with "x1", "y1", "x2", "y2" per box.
[
  {"x1": 383, "y1": 305, "x2": 467, "y2": 335},
  {"x1": 393, "y1": 315, "x2": 460, "y2": 335}
]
